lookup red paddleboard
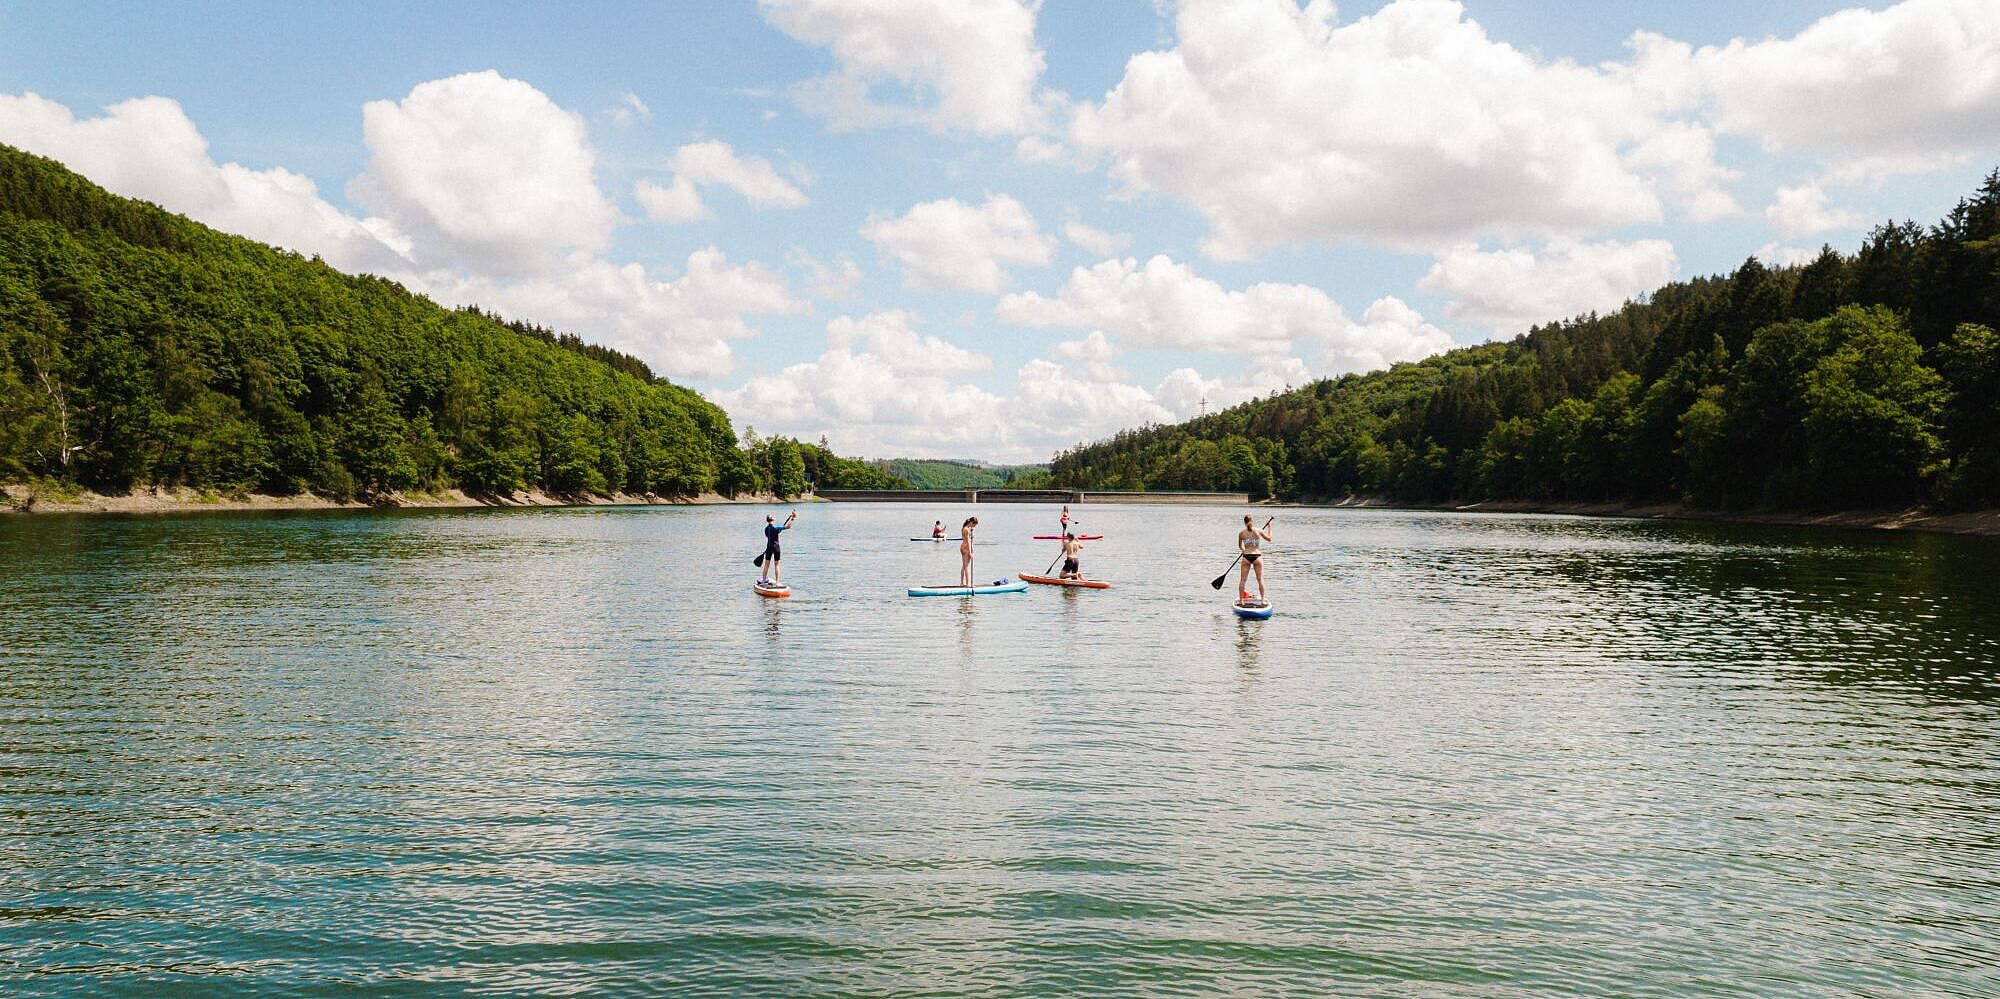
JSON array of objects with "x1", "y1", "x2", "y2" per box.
[
  {"x1": 1019, "y1": 573, "x2": 1111, "y2": 588},
  {"x1": 753, "y1": 581, "x2": 791, "y2": 598}
]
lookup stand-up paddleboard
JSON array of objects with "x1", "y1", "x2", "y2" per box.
[
  {"x1": 1232, "y1": 598, "x2": 1273, "y2": 619},
  {"x1": 910, "y1": 537, "x2": 965, "y2": 542},
  {"x1": 1019, "y1": 572, "x2": 1111, "y2": 589},
  {"x1": 907, "y1": 579, "x2": 1028, "y2": 597},
  {"x1": 753, "y1": 580, "x2": 791, "y2": 599},
  {"x1": 1032, "y1": 534, "x2": 1103, "y2": 540}
]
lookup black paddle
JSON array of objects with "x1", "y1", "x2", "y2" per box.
[
  {"x1": 1043, "y1": 541, "x2": 1067, "y2": 577},
  {"x1": 1211, "y1": 517, "x2": 1274, "y2": 589},
  {"x1": 1208, "y1": 554, "x2": 1240, "y2": 590}
]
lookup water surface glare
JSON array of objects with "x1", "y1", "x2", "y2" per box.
[{"x1": 3, "y1": 503, "x2": 1998, "y2": 996}]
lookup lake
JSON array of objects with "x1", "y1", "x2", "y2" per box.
[{"x1": 2, "y1": 503, "x2": 1997, "y2": 996}]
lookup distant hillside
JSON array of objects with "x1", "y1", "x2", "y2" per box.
[
  {"x1": 0, "y1": 143, "x2": 904, "y2": 503},
  {"x1": 1052, "y1": 171, "x2": 2000, "y2": 512},
  {"x1": 874, "y1": 458, "x2": 1050, "y2": 490}
]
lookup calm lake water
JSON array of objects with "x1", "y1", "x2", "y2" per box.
[{"x1": 2, "y1": 503, "x2": 1998, "y2": 996}]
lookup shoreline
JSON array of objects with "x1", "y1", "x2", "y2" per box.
[
  {"x1": 0, "y1": 483, "x2": 791, "y2": 516},
  {"x1": 1288, "y1": 495, "x2": 2000, "y2": 537},
  {"x1": 6, "y1": 483, "x2": 1996, "y2": 537}
]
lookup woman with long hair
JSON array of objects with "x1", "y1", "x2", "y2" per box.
[{"x1": 959, "y1": 516, "x2": 979, "y2": 586}]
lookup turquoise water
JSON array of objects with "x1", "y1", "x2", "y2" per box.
[{"x1": 2, "y1": 503, "x2": 1998, "y2": 996}]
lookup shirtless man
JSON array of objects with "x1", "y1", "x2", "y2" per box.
[{"x1": 1058, "y1": 532, "x2": 1085, "y2": 580}]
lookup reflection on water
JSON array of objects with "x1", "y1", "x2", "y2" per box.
[
  {"x1": 1234, "y1": 617, "x2": 1264, "y2": 671},
  {"x1": 1, "y1": 504, "x2": 1997, "y2": 996}
]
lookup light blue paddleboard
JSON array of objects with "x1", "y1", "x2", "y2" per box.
[
  {"x1": 908, "y1": 580, "x2": 1028, "y2": 597},
  {"x1": 1232, "y1": 599, "x2": 1274, "y2": 619}
]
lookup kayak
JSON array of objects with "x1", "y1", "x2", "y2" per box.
[
  {"x1": 907, "y1": 580, "x2": 1029, "y2": 597},
  {"x1": 909, "y1": 537, "x2": 965, "y2": 541},
  {"x1": 1019, "y1": 572, "x2": 1111, "y2": 589},
  {"x1": 753, "y1": 580, "x2": 791, "y2": 599},
  {"x1": 1232, "y1": 598, "x2": 1273, "y2": 619},
  {"x1": 1033, "y1": 534, "x2": 1103, "y2": 540}
]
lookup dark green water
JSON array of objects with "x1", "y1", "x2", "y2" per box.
[{"x1": 2, "y1": 504, "x2": 1997, "y2": 996}]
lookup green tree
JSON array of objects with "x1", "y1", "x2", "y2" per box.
[
  {"x1": 1677, "y1": 386, "x2": 1731, "y2": 507},
  {"x1": 1529, "y1": 398, "x2": 1593, "y2": 499},
  {"x1": 1801, "y1": 306, "x2": 1945, "y2": 505},
  {"x1": 337, "y1": 374, "x2": 418, "y2": 496},
  {"x1": 1935, "y1": 323, "x2": 2000, "y2": 506},
  {"x1": 1474, "y1": 417, "x2": 1534, "y2": 498},
  {"x1": 538, "y1": 411, "x2": 607, "y2": 496},
  {"x1": 767, "y1": 437, "x2": 808, "y2": 499}
]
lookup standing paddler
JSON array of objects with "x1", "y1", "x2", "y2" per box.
[
  {"x1": 1236, "y1": 515, "x2": 1273, "y2": 602},
  {"x1": 959, "y1": 516, "x2": 979, "y2": 586},
  {"x1": 758, "y1": 510, "x2": 797, "y2": 586}
]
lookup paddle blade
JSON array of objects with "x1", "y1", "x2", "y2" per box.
[
  {"x1": 753, "y1": 554, "x2": 765, "y2": 568},
  {"x1": 1211, "y1": 553, "x2": 1240, "y2": 589}
]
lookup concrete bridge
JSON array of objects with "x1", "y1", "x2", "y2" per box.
[{"x1": 815, "y1": 488, "x2": 1250, "y2": 505}]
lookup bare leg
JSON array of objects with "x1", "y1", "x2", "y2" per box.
[
  {"x1": 960, "y1": 551, "x2": 972, "y2": 586},
  {"x1": 769, "y1": 555, "x2": 781, "y2": 584},
  {"x1": 1237, "y1": 558, "x2": 1252, "y2": 597},
  {"x1": 1252, "y1": 559, "x2": 1265, "y2": 599}
]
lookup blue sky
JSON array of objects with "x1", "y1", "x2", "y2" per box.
[{"x1": 4, "y1": 0, "x2": 1997, "y2": 460}]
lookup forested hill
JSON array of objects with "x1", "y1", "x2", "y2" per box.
[
  {"x1": 1053, "y1": 173, "x2": 2000, "y2": 513},
  {"x1": 873, "y1": 458, "x2": 1050, "y2": 490},
  {"x1": 0, "y1": 144, "x2": 900, "y2": 501}
]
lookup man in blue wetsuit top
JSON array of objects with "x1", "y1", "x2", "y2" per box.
[{"x1": 760, "y1": 510, "x2": 797, "y2": 585}]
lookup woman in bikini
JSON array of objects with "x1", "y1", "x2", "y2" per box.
[
  {"x1": 1236, "y1": 515, "x2": 1273, "y2": 602},
  {"x1": 959, "y1": 516, "x2": 979, "y2": 586}
]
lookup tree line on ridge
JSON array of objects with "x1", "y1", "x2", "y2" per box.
[
  {"x1": 0, "y1": 145, "x2": 900, "y2": 503},
  {"x1": 1051, "y1": 173, "x2": 2000, "y2": 513}
]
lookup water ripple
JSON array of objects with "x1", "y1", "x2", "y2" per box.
[{"x1": 2, "y1": 505, "x2": 1997, "y2": 996}]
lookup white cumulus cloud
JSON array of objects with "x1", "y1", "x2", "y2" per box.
[
  {"x1": 1418, "y1": 239, "x2": 1680, "y2": 336},
  {"x1": 353, "y1": 70, "x2": 619, "y2": 275},
  {"x1": 862, "y1": 193, "x2": 1057, "y2": 293},
  {"x1": 1655, "y1": 0, "x2": 2000, "y2": 158},
  {"x1": 1153, "y1": 356, "x2": 1312, "y2": 420},
  {"x1": 407, "y1": 248, "x2": 807, "y2": 380},
  {"x1": 1063, "y1": 221, "x2": 1131, "y2": 256},
  {"x1": 997, "y1": 253, "x2": 1453, "y2": 372},
  {"x1": 711, "y1": 311, "x2": 1007, "y2": 455},
  {"x1": 1067, "y1": 0, "x2": 1731, "y2": 259},
  {"x1": 637, "y1": 139, "x2": 809, "y2": 224},
  {"x1": 710, "y1": 311, "x2": 1245, "y2": 461},
  {"x1": 759, "y1": 0, "x2": 1048, "y2": 135},
  {"x1": 1765, "y1": 183, "x2": 1868, "y2": 238},
  {"x1": 793, "y1": 250, "x2": 865, "y2": 301}
]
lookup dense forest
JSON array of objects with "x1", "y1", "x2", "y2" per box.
[
  {"x1": 869, "y1": 458, "x2": 1048, "y2": 490},
  {"x1": 0, "y1": 145, "x2": 890, "y2": 503},
  {"x1": 1053, "y1": 173, "x2": 2000, "y2": 513}
]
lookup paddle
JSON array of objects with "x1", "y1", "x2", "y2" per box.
[
  {"x1": 1211, "y1": 517, "x2": 1274, "y2": 589},
  {"x1": 1043, "y1": 531, "x2": 1079, "y2": 576}
]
